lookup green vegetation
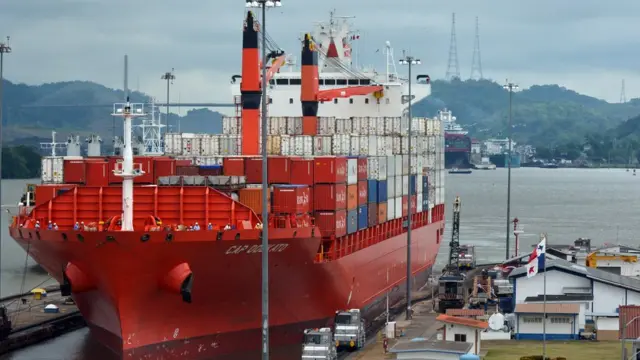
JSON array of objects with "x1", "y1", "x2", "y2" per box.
[
  {"x1": 2, "y1": 145, "x2": 41, "y2": 179},
  {"x1": 483, "y1": 340, "x2": 626, "y2": 360}
]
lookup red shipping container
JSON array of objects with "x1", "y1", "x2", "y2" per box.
[
  {"x1": 268, "y1": 157, "x2": 291, "y2": 184},
  {"x1": 85, "y1": 161, "x2": 110, "y2": 187},
  {"x1": 63, "y1": 160, "x2": 86, "y2": 184},
  {"x1": 368, "y1": 203, "x2": 378, "y2": 227},
  {"x1": 290, "y1": 158, "x2": 314, "y2": 185},
  {"x1": 223, "y1": 157, "x2": 245, "y2": 176},
  {"x1": 410, "y1": 195, "x2": 417, "y2": 215},
  {"x1": 154, "y1": 158, "x2": 176, "y2": 178},
  {"x1": 357, "y1": 180, "x2": 367, "y2": 206},
  {"x1": 272, "y1": 185, "x2": 310, "y2": 214},
  {"x1": 176, "y1": 159, "x2": 192, "y2": 166},
  {"x1": 313, "y1": 156, "x2": 347, "y2": 184},
  {"x1": 314, "y1": 210, "x2": 347, "y2": 238},
  {"x1": 620, "y1": 306, "x2": 640, "y2": 339},
  {"x1": 107, "y1": 156, "x2": 154, "y2": 184},
  {"x1": 402, "y1": 196, "x2": 409, "y2": 217},
  {"x1": 244, "y1": 157, "x2": 262, "y2": 183},
  {"x1": 176, "y1": 166, "x2": 199, "y2": 176},
  {"x1": 238, "y1": 187, "x2": 270, "y2": 215},
  {"x1": 377, "y1": 202, "x2": 387, "y2": 224},
  {"x1": 357, "y1": 157, "x2": 368, "y2": 180},
  {"x1": 347, "y1": 184, "x2": 358, "y2": 210},
  {"x1": 314, "y1": 184, "x2": 347, "y2": 211}
]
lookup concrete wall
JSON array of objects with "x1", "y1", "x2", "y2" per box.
[{"x1": 515, "y1": 314, "x2": 578, "y2": 340}]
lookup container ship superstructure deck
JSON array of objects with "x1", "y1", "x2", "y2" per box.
[{"x1": 8, "y1": 10, "x2": 446, "y2": 360}]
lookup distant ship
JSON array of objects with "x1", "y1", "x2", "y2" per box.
[
  {"x1": 483, "y1": 138, "x2": 521, "y2": 169},
  {"x1": 440, "y1": 109, "x2": 471, "y2": 169}
]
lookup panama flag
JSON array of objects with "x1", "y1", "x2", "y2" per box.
[{"x1": 526, "y1": 237, "x2": 546, "y2": 278}]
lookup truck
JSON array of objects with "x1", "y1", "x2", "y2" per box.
[
  {"x1": 301, "y1": 328, "x2": 338, "y2": 360},
  {"x1": 333, "y1": 309, "x2": 366, "y2": 350}
]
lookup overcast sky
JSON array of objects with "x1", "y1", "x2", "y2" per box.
[{"x1": 2, "y1": 0, "x2": 640, "y2": 108}]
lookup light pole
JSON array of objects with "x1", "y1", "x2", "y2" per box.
[
  {"x1": 503, "y1": 80, "x2": 518, "y2": 260},
  {"x1": 0, "y1": 37, "x2": 12, "y2": 209},
  {"x1": 399, "y1": 54, "x2": 420, "y2": 320},
  {"x1": 621, "y1": 315, "x2": 640, "y2": 360},
  {"x1": 245, "y1": 2, "x2": 282, "y2": 359},
  {"x1": 161, "y1": 69, "x2": 175, "y2": 132}
]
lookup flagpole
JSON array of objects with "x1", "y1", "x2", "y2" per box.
[{"x1": 542, "y1": 233, "x2": 547, "y2": 359}]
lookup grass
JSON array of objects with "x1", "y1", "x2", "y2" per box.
[{"x1": 482, "y1": 340, "x2": 628, "y2": 360}]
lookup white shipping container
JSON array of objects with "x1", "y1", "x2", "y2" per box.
[
  {"x1": 387, "y1": 198, "x2": 395, "y2": 221},
  {"x1": 223, "y1": 116, "x2": 241, "y2": 135},
  {"x1": 409, "y1": 156, "x2": 424, "y2": 175},
  {"x1": 292, "y1": 135, "x2": 313, "y2": 156},
  {"x1": 417, "y1": 174, "x2": 423, "y2": 193},
  {"x1": 351, "y1": 117, "x2": 364, "y2": 134},
  {"x1": 267, "y1": 135, "x2": 279, "y2": 155},
  {"x1": 331, "y1": 134, "x2": 350, "y2": 155},
  {"x1": 417, "y1": 193, "x2": 423, "y2": 212},
  {"x1": 387, "y1": 175, "x2": 396, "y2": 198},
  {"x1": 219, "y1": 135, "x2": 241, "y2": 155},
  {"x1": 394, "y1": 175, "x2": 402, "y2": 197},
  {"x1": 359, "y1": 135, "x2": 371, "y2": 156},
  {"x1": 394, "y1": 155, "x2": 403, "y2": 176},
  {"x1": 41, "y1": 156, "x2": 64, "y2": 183},
  {"x1": 349, "y1": 135, "x2": 360, "y2": 156},
  {"x1": 164, "y1": 133, "x2": 182, "y2": 154},
  {"x1": 268, "y1": 117, "x2": 287, "y2": 135},
  {"x1": 280, "y1": 135, "x2": 292, "y2": 156},
  {"x1": 193, "y1": 156, "x2": 223, "y2": 166},
  {"x1": 394, "y1": 197, "x2": 402, "y2": 219},
  {"x1": 335, "y1": 118, "x2": 352, "y2": 134},
  {"x1": 291, "y1": 117, "x2": 304, "y2": 135},
  {"x1": 370, "y1": 117, "x2": 384, "y2": 135},
  {"x1": 367, "y1": 156, "x2": 379, "y2": 180},
  {"x1": 401, "y1": 155, "x2": 409, "y2": 175},
  {"x1": 391, "y1": 117, "x2": 401, "y2": 135},
  {"x1": 313, "y1": 136, "x2": 333, "y2": 155},
  {"x1": 401, "y1": 175, "x2": 409, "y2": 196},
  {"x1": 200, "y1": 135, "x2": 212, "y2": 156},
  {"x1": 317, "y1": 117, "x2": 336, "y2": 135},
  {"x1": 182, "y1": 137, "x2": 197, "y2": 155},
  {"x1": 347, "y1": 158, "x2": 358, "y2": 185},
  {"x1": 392, "y1": 136, "x2": 401, "y2": 155},
  {"x1": 413, "y1": 117, "x2": 426, "y2": 136}
]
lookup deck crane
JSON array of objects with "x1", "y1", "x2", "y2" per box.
[{"x1": 437, "y1": 196, "x2": 466, "y2": 313}]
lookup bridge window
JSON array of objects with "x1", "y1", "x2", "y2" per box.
[
  {"x1": 336, "y1": 79, "x2": 347, "y2": 86},
  {"x1": 349, "y1": 98, "x2": 353, "y2": 104},
  {"x1": 290, "y1": 78, "x2": 301, "y2": 85},
  {"x1": 289, "y1": 98, "x2": 293, "y2": 104},
  {"x1": 318, "y1": 79, "x2": 325, "y2": 85},
  {"x1": 324, "y1": 79, "x2": 336, "y2": 86},
  {"x1": 276, "y1": 79, "x2": 288, "y2": 85},
  {"x1": 348, "y1": 79, "x2": 359, "y2": 85},
  {"x1": 360, "y1": 79, "x2": 371, "y2": 85},
  {"x1": 269, "y1": 79, "x2": 275, "y2": 85},
  {"x1": 365, "y1": 98, "x2": 369, "y2": 104},
  {"x1": 269, "y1": 98, "x2": 273, "y2": 104},
  {"x1": 333, "y1": 99, "x2": 338, "y2": 104}
]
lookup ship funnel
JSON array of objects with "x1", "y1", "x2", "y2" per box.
[
  {"x1": 300, "y1": 33, "x2": 319, "y2": 135},
  {"x1": 160, "y1": 263, "x2": 194, "y2": 304},
  {"x1": 240, "y1": 10, "x2": 261, "y2": 155}
]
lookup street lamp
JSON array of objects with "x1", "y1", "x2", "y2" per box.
[
  {"x1": 244, "y1": 2, "x2": 282, "y2": 359},
  {"x1": 399, "y1": 54, "x2": 420, "y2": 320},
  {"x1": 161, "y1": 69, "x2": 175, "y2": 132},
  {"x1": 503, "y1": 80, "x2": 518, "y2": 260},
  {"x1": 621, "y1": 315, "x2": 640, "y2": 360},
  {"x1": 0, "y1": 37, "x2": 12, "y2": 213}
]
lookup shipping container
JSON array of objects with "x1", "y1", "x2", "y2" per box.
[
  {"x1": 422, "y1": 174, "x2": 429, "y2": 194},
  {"x1": 198, "y1": 165, "x2": 223, "y2": 176},
  {"x1": 238, "y1": 187, "x2": 270, "y2": 215},
  {"x1": 176, "y1": 165, "x2": 199, "y2": 176},
  {"x1": 314, "y1": 156, "x2": 347, "y2": 184},
  {"x1": 378, "y1": 202, "x2": 387, "y2": 224},
  {"x1": 314, "y1": 183, "x2": 347, "y2": 211},
  {"x1": 349, "y1": 135, "x2": 360, "y2": 156},
  {"x1": 63, "y1": 160, "x2": 86, "y2": 183},
  {"x1": 290, "y1": 158, "x2": 314, "y2": 185},
  {"x1": 164, "y1": 133, "x2": 182, "y2": 155},
  {"x1": 313, "y1": 136, "x2": 332, "y2": 155},
  {"x1": 223, "y1": 116, "x2": 241, "y2": 135},
  {"x1": 347, "y1": 184, "x2": 358, "y2": 211},
  {"x1": 417, "y1": 193, "x2": 423, "y2": 213},
  {"x1": 346, "y1": 158, "x2": 358, "y2": 185},
  {"x1": 41, "y1": 157, "x2": 64, "y2": 184},
  {"x1": 347, "y1": 209, "x2": 358, "y2": 234},
  {"x1": 272, "y1": 185, "x2": 310, "y2": 214},
  {"x1": 181, "y1": 133, "x2": 201, "y2": 156},
  {"x1": 422, "y1": 191, "x2": 429, "y2": 210},
  {"x1": 377, "y1": 179, "x2": 388, "y2": 203},
  {"x1": 292, "y1": 135, "x2": 313, "y2": 156},
  {"x1": 394, "y1": 197, "x2": 402, "y2": 219},
  {"x1": 410, "y1": 194, "x2": 417, "y2": 215},
  {"x1": 357, "y1": 205, "x2": 368, "y2": 230},
  {"x1": 368, "y1": 203, "x2": 378, "y2": 227},
  {"x1": 176, "y1": 159, "x2": 192, "y2": 167},
  {"x1": 244, "y1": 157, "x2": 262, "y2": 183},
  {"x1": 154, "y1": 158, "x2": 176, "y2": 178},
  {"x1": 244, "y1": 157, "x2": 292, "y2": 184},
  {"x1": 223, "y1": 157, "x2": 245, "y2": 176},
  {"x1": 386, "y1": 155, "x2": 396, "y2": 177},
  {"x1": 317, "y1": 116, "x2": 336, "y2": 135},
  {"x1": 314, "y1": 210, "x2": 347, "y2": 238},
  {"x1": 219, "y1": 135, "x2": 241, "y2": 155},
  {"x1": 357, "y1": 180, "x2": 368, "y2": 206},
  {"x1": 367, "y1": 156, "x2": 387, "y2": 180},
  {"x1": 367, "y1": 179, "x2": 378, "y2": 203},
  {"x1": 394, "y1": 175, "x2": 402, "y2": 197},
  {"x1": 409, "y1": 174, "x2": 417, "y2": 195},
  {"x1": 331, "y1": 134, "x2": 350, "y2": 155},
  {"x1": 416, "y1": 174, "x2": 423, "y2": 193},
  {"x1": 402, "y1": 175, "x2": 409, "y2": 196},
  {"x1": 387, "y1": 198, "x2": 395, "y2": 220},
  {"x1": 85, "y1": 160, "x2": 109, "y2": 187},
  {"x1": 394, "y1": 155, "x2": 403, "y2": 176},
  {"x1": 387, "y1": 176, "x2": 396, "y2": 199},
  {"x1": 401, "y1": 196, "x2": 408, "y2": 218},
  {"x1": 357, "y1": 157, "x2": 368, "y2": 180}
]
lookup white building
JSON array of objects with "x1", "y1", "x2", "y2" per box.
[
  {"x1": 437, "y1": 314, "x2": 488, "y2": 355},
  {"x1": 587, "y1": 312, "x2": 619, "y2": 340},
  {"x1": 509, "y1": 259, "x2": 640, "y2": 331},
  {"x1": 514, "y1": 303, "x2": 580, "y2": 340},
  {"x1": 522, "y1": 294, "x2": 592, "y2": 330},
  {"x1": 389, "y1": 340, "x2": 472, "y2": 360}
]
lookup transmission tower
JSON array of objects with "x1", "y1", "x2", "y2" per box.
[
  {"x1": 620, "y1": 79, "x2": 626, "y2": 103},
  {"x1": 470, "y1": 16, "x2": 483, "y2": 80},
  {"x1": 445, "y1": 13, "x2": 460, "y2": 81}
]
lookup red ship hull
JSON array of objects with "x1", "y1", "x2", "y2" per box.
[{"x1": 9, "y1": 216, "x2": 443, "y2": 360}]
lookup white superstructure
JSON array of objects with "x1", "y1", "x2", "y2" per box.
[{"x1": 439, "y1": 109, "x2": 467, "y2": 135}]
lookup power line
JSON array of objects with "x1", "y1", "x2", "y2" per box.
[
  {"x1": 470, "y1": 16, "x2": 483, "y2": 80},
  {"x1": 445, "y1": 13, "x2": 460, "y2": 81}
]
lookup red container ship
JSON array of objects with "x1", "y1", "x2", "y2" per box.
[{"x1": 8, "y1": 10, "x2": 446, "y2": 360}]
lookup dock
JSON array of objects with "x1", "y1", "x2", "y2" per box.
[{"x1": 0, "y1": 286, "x2": 86, "y2": 355}]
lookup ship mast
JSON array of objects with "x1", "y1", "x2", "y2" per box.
[
  {"x1": 111, "y1": 99, "x2": 146, "y2": 231},
  {"x1": 40, "y1": 131, "x2": 67, "y2": 157}
]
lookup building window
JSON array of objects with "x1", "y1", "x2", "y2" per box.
[
  {"x1": 523, "y1": 316, "x2": 543, "y2": 323},
  {"x1": 551, "y1": 317, "x2": 570, "y2": 324},
  {"x1": 454, "y1": 334, "x2": 467, "y2": 342},
  {"x1": 289, "y1": 98, "x2": 293, "y2": 104}
]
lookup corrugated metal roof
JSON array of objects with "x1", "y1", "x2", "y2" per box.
[
  {"x1": 445, "y1": 308, "x2": 485, "y2": 317},
  {"x1": 509, "y1": 258, "x2": 640, "y2": 292},
  {"x1": 619, "y1": 306, "x2": 640, "y2": 339},
  {"x1": 524, "y1": 294, "x2": 593, "y2": 302},
  {"x1": 436, "y1": 314, "x2": 489, "y2": 329},
  {"x1": 515, "y1": 303, "x2": 580, "y2": 314},
  {"x1": 390, "y1": 340, "x2": 471, "y2": 353}
]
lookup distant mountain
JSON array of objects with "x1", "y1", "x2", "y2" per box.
[
  {"x1": 413, "y1": 79, "x2": 640, "y2": 147},
  {"x1": 1, "y1": 79, "x2": 223, "y2": 147}
]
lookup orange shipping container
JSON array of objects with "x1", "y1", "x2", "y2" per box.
[
  {"x1": 347, "y1": 184, "x2": 358, "y2": 210},
  {"x1": 223, "y1": 157, "x2": 245, "y2": 176},
  {"x1": 377, "y1": 202, "x2": 387, "y2": 223},
  {"x1": 238, "y1": 187, "x2": 270, "y2": 215}
]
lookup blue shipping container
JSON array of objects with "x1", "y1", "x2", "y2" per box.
[
  {"x1": 377, "y1": 180, "x2": 388, "y2": 203},
  {"x1": 422, "y1": 193, "x2": 429, "y2": 210},
  {"x1": 422, "y1": 176, "x2": 429, "y2": 194},
  {"x1": 347, "y1": 209, "x2": 358, "y2": 234},
  {"x1": 357, "y1": 205, "x2": 368, "y2": 230},
  {"x1": 367, "y1": 179, "x2": 377, "y2": 203},
  {"x1": 409, "y1": 175, "x2": 417, "y2": 195}
]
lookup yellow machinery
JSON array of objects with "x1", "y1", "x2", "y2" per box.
[{"x1": 585, "y1": 252, "x2": 638, "y2": 268}]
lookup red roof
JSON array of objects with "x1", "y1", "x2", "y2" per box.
[
  {"x1": 436, "y1": 314, "x2": 489, "y2": 329},
  {"x1": 445, "y1": 309, "x2": 484, "y2": 317}
]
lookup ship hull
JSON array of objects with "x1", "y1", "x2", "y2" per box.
[{"x1": 9, "y1": 218, "x2": 443, "y2": 360}]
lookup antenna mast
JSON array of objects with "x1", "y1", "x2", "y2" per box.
[
  {"x1": 40, "y1": 131, "x2": 67, "y2": 157},
  {"x1": 445, "y1": 13, "x2": 460, "y2": 81},
  {"x1": 470, "y1": 16, "x2": 483, "y2": 80}
]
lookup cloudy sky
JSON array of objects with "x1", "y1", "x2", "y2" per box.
[{"x1": 2, "y1": 0, "x2": 640, "y2": 107}]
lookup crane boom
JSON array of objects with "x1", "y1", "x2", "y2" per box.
[
  {"x1": 316, "y1": 86, "x2": 384, "y2": 102},
  {"x1": 265, "y1": 54, "x2": 287, "y2": 83},
  {"x1": 447, "y1": 196, "x2": 462, "y2": 273}
]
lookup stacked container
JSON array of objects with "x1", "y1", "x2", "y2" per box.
[{"x1": 313, "y1": 156, "x2": 348, "y2": 238}]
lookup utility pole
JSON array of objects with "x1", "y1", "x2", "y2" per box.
[
  {"x1": 503, "y1": 80, "x2": 518, "y2": 260},
  {"x1": 399, "y1": 53, "x2": 421, "y2": 320},
  {"x1": 161, "y1": 69, "x2": 175, "y2": 132},
  {"x1": 244, "y1": 2, "x2": 282, "y2": 359},
  {"x1": 0, "y1": 37, "x2": 12, "y2": 204}
]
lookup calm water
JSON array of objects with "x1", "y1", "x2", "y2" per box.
[{"x1": 1, "y1": 168, "x2": 639, "y2": 359}]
